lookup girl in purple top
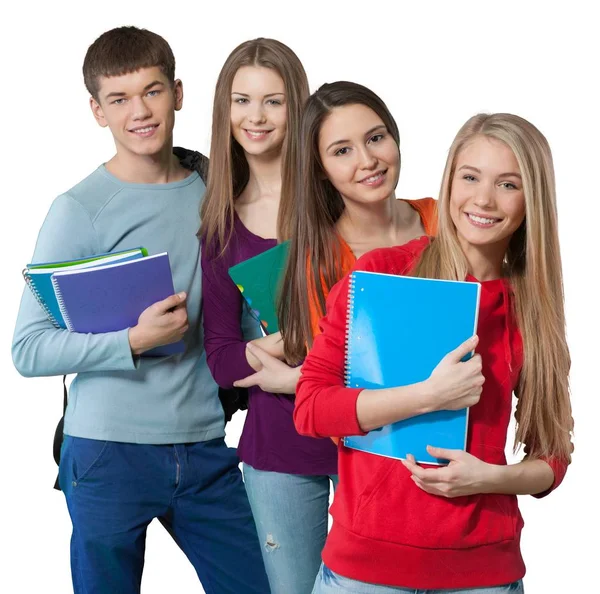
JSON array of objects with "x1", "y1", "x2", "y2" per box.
[{"x1": 199, "y1": 38, "x2": 338, "y2": 594}]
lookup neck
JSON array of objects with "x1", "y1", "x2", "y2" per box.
[
  {"x1": 459, "y1": 236, "x2": 509, "y2": 281},
  {"x1": 243, "y1": 151, "x2": 283, "y2": 200},
  {"x1": 106, "y1": 142, "x2": 187, "y2": 184},
  {"x1": 337, "y1": 193, "x2": 405, "y2": 240}
]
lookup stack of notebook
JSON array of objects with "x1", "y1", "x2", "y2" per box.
[{"x1": 23, "y1": 248, "x2": 183, "y2": 356}]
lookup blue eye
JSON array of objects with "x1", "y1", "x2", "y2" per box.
[
  {"x1": 500, "y1": 182, "x2": 518, "y2": 190},
  {"x1": 112, "y1": 98, "x2": 126, "y2": 105},
  {"x1": 147, "y1": 90, "x2": 160, "y2": 97},
  {"x1": 463, "y1": 174, "x2": 477, "y2": 182}
]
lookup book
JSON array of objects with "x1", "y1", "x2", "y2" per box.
[
  {"x1": 51, "y1": 253, "x2": 184, "y2": 356},
  {"x1": 343, "y1": 271, "x2": 481, "y2": 464},
  {"x1": 23, "y1": 248, "x2": 148, "y2": 328},
  {"x1": 228, "y1": 241, "x2": 290, "y2": 335}
]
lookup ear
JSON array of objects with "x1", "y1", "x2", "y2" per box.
[
  {"x1": 90, "y1": 96, "x2": 109, "y2": 128},
  {"x1": 173, "y1": 79, "x2": 184, "y2": 112}
]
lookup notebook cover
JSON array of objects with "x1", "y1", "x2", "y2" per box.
[
  {"x1": 24, "y1": 248, "x2": 146, "y2": 328},
  {"x1": 343, "y1": 271, "x2": 480, "y2": 464},
  {"x1": 51, "y1": 253, "x2": 183, "y2": 356},
  {"x1": 228, "y1": 241, "x2": 290, "y2": 334}
]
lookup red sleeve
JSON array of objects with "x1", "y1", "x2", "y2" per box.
[
  {"x1": 294, "y1": 272, "x2": 366, "y2": 438},
  {"x1": 531, "y1": 456, "x2": 568, "y2": 499}
]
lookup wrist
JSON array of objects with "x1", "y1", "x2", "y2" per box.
[
  {"x1": 415, "y1": 379, "x2": 438, "y2": 414},
  {"x1": 480, "y1": 462, "x2": 504, "y2": 493},
  {"x1": 128, "y1": 326, "x2": 148, "y2": 356}
]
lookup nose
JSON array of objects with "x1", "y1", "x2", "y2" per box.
[
  {"x1": 473, "y1": 183, "x2": 496, "y2": 209},
  {"x1": 357, "y1": 145, "x2": 377, "y2": 171},
  {"x1": 131, "y1": 96, "x2": 152, "y2": 121},
  {"x1": 247, "y1": 103, "x2": 266, "y2": 125}
]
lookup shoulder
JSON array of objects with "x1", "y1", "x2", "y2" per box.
[
  {"x1": 60, "y1": 166, "x2": 123, "y2": 222},
  {"x1": 354, "y1": 236, "x2": 431, "y2": 275},
  {"x1": 403, "y1": 197, "x2": 438, "y2": 234}
]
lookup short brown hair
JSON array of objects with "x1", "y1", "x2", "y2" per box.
[{"x1": 83, "y1": 26, "x2": 175, "y2": 100}]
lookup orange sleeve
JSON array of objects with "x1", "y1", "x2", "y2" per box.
[{"x1": 405, "y1": 197, "x2": 438, "y2": 236}]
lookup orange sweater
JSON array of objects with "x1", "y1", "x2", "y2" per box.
[{"x1": 308, "y1": 198, "x2": 438, "y2": 340}]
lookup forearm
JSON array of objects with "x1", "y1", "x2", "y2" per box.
[
  {"x1": 247, "y1": 332, "x2": 285, "y2": 370},
  {"x1": 357, "y1": 381, "x2": 434, "y2": 432},
  {"x1": 484, "y1": 458, "x2": 555, "y2": 496}
]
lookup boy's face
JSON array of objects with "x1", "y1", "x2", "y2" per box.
[{"x1": 90, "y1": 66, "x2": 183, "y2": 158}]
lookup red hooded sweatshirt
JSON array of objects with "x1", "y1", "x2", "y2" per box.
[{"x1": 295, "y1": 236, "x2": 567, "y2": 590}]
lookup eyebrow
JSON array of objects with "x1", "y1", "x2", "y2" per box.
[
  {"x1": 231, "y1": 92, "x2": 286, "y2": 98},
  {"x1": 104, "y1": 80, "x2": 165, "y2": 100},
  {"x1": 326, "y1": 124, "x2": 387, "y2": 152},
  {"x1": 457, "y1": 165, "x2": 521, "y2": 179}
]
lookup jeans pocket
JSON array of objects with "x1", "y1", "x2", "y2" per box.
[{"x1": 68, "y1": 436, "x2": 111, "y2": 484}]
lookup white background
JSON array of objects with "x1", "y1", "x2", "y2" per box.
[{"x1": 1, "y1": 1, "x2": 597, "y2": 592}]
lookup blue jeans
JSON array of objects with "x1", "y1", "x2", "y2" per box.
[
  {"x1": 59, "y1": 436, "x2": 270, "y2": 594},
  {"x1": 312, "y1": 565, "x2": 524, "y2": 593},
  {"x1": 243, "y1": 463, "x2": 338, "y2": 594}
]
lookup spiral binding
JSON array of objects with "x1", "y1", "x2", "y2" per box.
[
  {"x1": 22, "y1": 269, "x2": 62, "y2": 329},
  {"x1": 344, "y1": 272, "x2": 357, "y2": 388},
  {"x1": 51, "y1": 275, "x2": 74, "y2": 331}
]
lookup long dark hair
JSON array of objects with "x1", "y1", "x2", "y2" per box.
[{"x1": 278, "y1": 81, "x2": 401, "y2": 363}]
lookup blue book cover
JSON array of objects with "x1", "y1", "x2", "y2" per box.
[
  {"x1": 23, "y1": 248, "x2": 147, "y2": 328},
  {"x1": 51, "y1": 253, "x2": 184, "y2": 356},
  {"x1": 343, "y1": 271, "x2": 481, "y2": 464}
]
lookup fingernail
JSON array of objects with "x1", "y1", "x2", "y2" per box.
[
  {"x1": 178, "y1": 292, "x2": 186, "y2": 299},
  {"x1": 246, "y1": 342, "x2": 255, "y2": 351}
]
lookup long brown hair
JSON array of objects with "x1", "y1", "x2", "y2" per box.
[
  {"x1": 279, "y1": 81, "x2": 400, "y2": 364},
  {"x1": 198, "y1": 38, "x2": 309, "y2": 255},
  {"x1": 413, "y1": 113, "x2": 573, "y2": 462}
]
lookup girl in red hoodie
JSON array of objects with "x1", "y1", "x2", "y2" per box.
[{"x1": 295, "y1": 113, "x2": 573, "y2": 593}]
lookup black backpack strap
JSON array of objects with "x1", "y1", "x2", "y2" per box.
[
  {"x1": 173, "y1": 147, "x2": 209, "y2": 184},
  {"x1": 53, "y1": 375, "x2": 67, "y2": 490}
]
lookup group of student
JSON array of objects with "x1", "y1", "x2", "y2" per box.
[{"x1": 12, "y1": 24, "x2": 573, "y2": 594}]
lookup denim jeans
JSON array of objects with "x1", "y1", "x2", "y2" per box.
[
  {"x1": 59, "y1": 436, "x2": 270, "y2": 594},
  {"x1": 243, "y1": 463, "x2": 338, "y2": 594},
  {"x1": 311, "y1": 564, "x2": 524, "y2": 594}
]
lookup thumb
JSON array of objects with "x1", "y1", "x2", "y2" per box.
[
  {"x1": 426, "y1": 445, "x2": 461, "y2": 461},
  {"x1": 156, "y1": 292, "x2": 186, "y2": 313},
  {"x1": 234, "y1": 371, "x2": 261, "y2": 389},
  {"x1": 447, "y1": 335, "x2": 478, "y2": 363}
]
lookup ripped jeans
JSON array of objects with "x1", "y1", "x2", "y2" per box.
[{"x1": 243, "y1": 463, "x2": 338, "y2": 594}]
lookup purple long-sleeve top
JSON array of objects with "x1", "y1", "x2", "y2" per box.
[{"x1": 201, "y1": 213, "x2": 338, "y2": 475}]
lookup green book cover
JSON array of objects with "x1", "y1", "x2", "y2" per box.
[{"x1": 228, "y1": 241, "x2": 290, "y2": 334}]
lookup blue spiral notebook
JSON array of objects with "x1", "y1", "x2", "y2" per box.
[
  {"x1": 23, "y1": 247, "x2": 147, "y2": 328},
  {"x1": 51, "y1": 253, "x2": 184, "y2": 356},
  {"x1": 343, "y1": 271, "x2": 481, "y2": 464}
]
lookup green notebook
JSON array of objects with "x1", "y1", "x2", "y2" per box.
[{"x1": 228, "y1": 241, "x2": 290, "y2": 335}]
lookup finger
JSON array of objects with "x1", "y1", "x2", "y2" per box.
[
  {"x1": 402, "y1": 457, "x2": 440, "y2": 481},
  {"x1": 246, "y1": 342, "x2": 277, "y2": 365},
  {"x1": 410, "y1": 476, "x2": 442, "y2": 496},
  {"x1": 447, "y1": 335, "x2": 479, "y2": 363},
  {"x1": 233, "y1": 372, "x2": 262, "y2": 389},
  {"x1": 426, "y1": 445, "x2": 463, "y2": 461},
  {"x1": 156, "y1": 292, "x2": 186, "y2": 313}
]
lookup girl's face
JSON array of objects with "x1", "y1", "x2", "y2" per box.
[
  {"x1": 318, "y1": 103, "x2": 399, "y2": 207},
  {"x1": 230, "y1": 66, "x2": 287, "y2": 158},
  {"x1": 450, "y1": 135, "x2": 526, "y2": 256}
]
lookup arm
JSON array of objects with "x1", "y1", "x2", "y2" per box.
[
  {"x1": 295, "y1": 270, "x2": 484, "y2": 438},
  {"x1": 201, "y1": 243, "x2": 259, "y2": 389},
  {"x1": 12, "y1": 194, "x2": 136, "y2": 377}
]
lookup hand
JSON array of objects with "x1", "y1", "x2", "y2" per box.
[
  {"x1": 247, "y1": 331, "x2": 285, "y2": 370},
  {"x1": 128, "y1": 292, "x2": 188, "y2": 355},
  {"x1": 235, "y1": 343, "x2": 300, "y2": 394},
  {"x1": 401, "y1": 446, "x2": 494, "y2": 498},
  {"x1": 426, "y1": 335, "x2": 484, "y2": 411}
]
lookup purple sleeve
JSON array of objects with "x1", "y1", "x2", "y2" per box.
[{"x1": 201, "y1": 243, "x2": 256, "y2": 389}]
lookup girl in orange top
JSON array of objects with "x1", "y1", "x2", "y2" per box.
[{"x1": 278, "y1": 81, "x2": 438, "y2": 364}]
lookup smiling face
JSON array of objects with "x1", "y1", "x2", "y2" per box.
[
  {"x1": 90, "y1": 66, "x2": 182, "y2": 159},
  {"x1": 229, "y1": 66, "x2": 287, "y2": 158},
  {"x1": 317, "y1": 103, "x2": 399, "y2": 207},
  {"x1": 450, "y1": 135, "x2": 526, "y2": 259}
]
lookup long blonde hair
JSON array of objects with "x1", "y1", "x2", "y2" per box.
[
  {"x1": 414, "y1": 113, "x2": 572, "y2": 462},
  {"x1": 198, "y1": 38, "x2": 309, "y2": 254}
]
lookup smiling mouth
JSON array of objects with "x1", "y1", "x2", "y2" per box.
[
  {"x1": 243, "y1": 129, "x2": 273, "y2": 139},
  {"x1": 466, "y1": 212, "x2": 502, "y2": 226},
  {"x1": 129, "y1": 124, "x2": 159, "y2": 135},
  {"x1": 359, "y1": 170, "x2": 386, "y2": 185}
]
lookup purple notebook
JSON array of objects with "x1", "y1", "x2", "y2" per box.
[{"x1": 51, "y1": 253, "x2": 184, "y2": 357}]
